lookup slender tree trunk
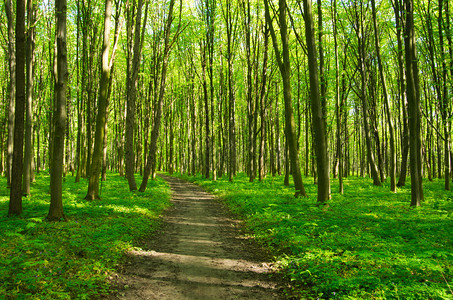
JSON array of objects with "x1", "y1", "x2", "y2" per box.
[
  {"x1": 23, "y1": 0, "x2": 36, "y2": 196},
  {"x1": 5, "y1": 0, "x2": 15, "y2": 188},
  {"x1": 125, "y1": 0, "x2": 141, "y2": 191},
  {"x1": 438, "y1": 0, "x2": 451, "y2": 190},
  {"x1": 265, "y1": 0, "x2": 306, "y2": 197},
  {"x1": 48, "y1": 0, "x2": 68, "y2": 220},
  {"x1": 304, "y1": 0, "x2": 330, "y2": 203},
  {"x1": 139, "y1": 0, "x2": 175, "y2": 192},
  {"x1": 75, "y1": 0, "x2": 82, "y2": 183},
  {"x1": 259, "y1": 23, "x2": 269, "y2": 181},
  {"x1": 372, "y1": 0, "x2": 396, "y2": 192},
  {"x1": 405, "y1": 0, "x2": 423, "y2": 206},
  {"x1": 223, "y1": 0, "x2": 237, "y2": 182},
  {"x1": 201, "y1": 43, "x2": 210, "y2": 178},
  {"x1": 85, "y1": 0, "x2": 112, "y2": 200},
  {"x1": 207, "y1": 0, "x2": 216, "y2": 181},
  {"x1": 332, "y1": 0, "x2": 343, "y2": 194},
  {"x1": 356, "y1": 7, "x2": 381, "y2": 186},
  {"x1": 9, "y1": 0, "x2": 26, "y2": 216}
]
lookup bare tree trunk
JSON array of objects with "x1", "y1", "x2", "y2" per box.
[
  {"x1": 5, "y1": 0, "x2": 15, "y2": 188},
  {"x1": 265, "y1": 0, "x2": 306, "y2": 197},
  {"x1": 372, "y1": 0, "x2": 396, "y2": 192},
  {"x1": 9, "y1": 0, "x2": 26, "y2": 216},
  {"x1": 139, "y1": 0, "x2": 176, "y2": 192},
  {"x1": 332, "y1": 0, "x2": 343, "y2": 194},
  {"x1": 125, "y1": 0, "x2": 142, "y2": 191},
  {"x1": 48, "y1": 0, "x2": 67, "y2": 220},
  {"x1": 405, "y1": 0, "x2": 423, "y2": 206},
  {"x1": 23, "y1": 0, "x2": 36, "y2": 196},
  {"x1": 355, "y1": 5, "x2": 381, "y2": 186},
  {"x1": 201, "y1": 42, "x2": 210, "y2": 178},
  {"x1": 222, "y1": 0, "x2": 237, "y2": 182},
  {"x1": 85, "y1": 0, "x2": 113, "y2": 200},
  {"x1": 304, "y1": 0, "x2": 330, "y2": 204},
  {"x1": 438, "y1": 0, "x2": 451, "y2": 190},
  {"x1": 259, "y1": 23, "x2": 269, "y2": 181}
]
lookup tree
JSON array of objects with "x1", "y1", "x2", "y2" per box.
[
  {"x1": 85, "y1": 0, "x2": 113, "y2": 200},
  {"x1": 139, "y1": 0, "x2": 178, "y2": 192},
  {"x1": 404, "y1": 0, "x2": 423, "y2": 206},
  {"x1": 5, "y1": 0, "x2": 16, "y2": 189},
  {"x1": 222, "y1": 0, "x2": 238, "y2": 182},
  {"x1": 332, "y1": 0, "x2": 343, "y2": 194},
  {"x1": 303, "y1": 0, "x2": 330, "y2": 204},
  {"x1": 265, "y1": 0, "x2": 306, "y2": 197},
  {"x1": 9, "y1": 0, "x2": 26, "y2": 216},
  {"x1": 23, "y1": 0, "x2": 37, "y2": 196},
  {"x1": 371, "y1": 0, "x2": 396, "y2": 192},
  {"x1": 349, "y1": 0, "x2": 381, "y2": 186},
  {"x1": 48, "y1": 0, "x2": 68, "y2": 220},
  {"x1": 124, "y1": 0, "x2": 143, "y2": 191}
]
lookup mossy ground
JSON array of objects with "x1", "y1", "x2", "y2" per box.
[
  {"x1": 0, "y1": 173, "x2": 171, "y2": 299},
  {"x1": 179, "y1": 173, "x2": 453, "y2": 300}
]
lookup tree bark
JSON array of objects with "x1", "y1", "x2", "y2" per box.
[
  {"x1": 438, "y1": 0, "x2": 451, "y2": 190},
  {"x1": 48, "y1": 0, "x2": 68, "y2": 220},
  {"x1": 265, "y1": 0, "x2": 306, "y2": 197},
  {"x1": 332, "y1": 0, "x2": 343, "y2": 194},
  {"x1": 23, "y1": 0, "x2": 36, "y2": 196},
  {"x1": 392, "y1": 0, "x2": 409, "y2": 187},
  {"x1": 139, "y1": 0, "x2": 176, "y2": 192},
  {"x1": 372, "y1": 0, "x2": 396, "y2": 192},
  {"x1": 259, "y1": 22, "x2": 270, "y2": 181},
  {"x1": 405, "y1": 0, "x2": 423, "y2": 206},
  {"x1": 85, "y1": 0, "x2": 113, "y2": 200},
  {"x1": 9, "y1": 0, "x2": 26, "y2": 216},
  {"x1": 223, "y1": 0, "x2": 237, "y2": 182},
  {"x1": 125, "y1": 0, "x2": 142, "y2": 191},
  {"x1": 5, "y1": 0, "x2": 15, "y2": 188},
  {"x1": 355, "y1": 4, "x2": 381, "y2": 186},
  {"x1": 303, "y1": 0, "x2": 330, "y2": 203}
]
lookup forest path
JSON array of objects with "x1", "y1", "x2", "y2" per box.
[{"x1": 110, "y1": 175, "x2": 284, "y2": 299}]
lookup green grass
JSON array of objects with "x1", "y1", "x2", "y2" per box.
[
  {"x1": 178, "y1": 172, "x2": 453, "y2": 300},
  {"x1": 0, "y1": 172, "x2": 172, "y2": 299}
]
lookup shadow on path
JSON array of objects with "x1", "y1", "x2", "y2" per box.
[{"x1": 109, "y1": 175, "x2": 284, "y2": 299}]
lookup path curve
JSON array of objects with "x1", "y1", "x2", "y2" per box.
[{"x1": 111, "y1": 175, "x2": 284, "y2": 299}]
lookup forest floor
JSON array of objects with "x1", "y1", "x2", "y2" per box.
[{"x1": 108, "y1": 175, "x2": 285, "y2": 299}]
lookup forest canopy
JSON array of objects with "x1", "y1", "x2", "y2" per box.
[{"x1": 0, "y1": 0, "x2": 452, "y2": 206}]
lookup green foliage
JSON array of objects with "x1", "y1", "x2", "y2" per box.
[
  {"x1": 0, "y1": 173, "x2": 171, "y2": 299},
  {"x1": 179, "y1": 173, "x2": 453, "y2": 300}
]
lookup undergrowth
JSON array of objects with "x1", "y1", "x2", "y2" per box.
[
  {"x1": 0, "y1": 173, "x2": 171, "y2": 299},
  {"x1": 179, "y1": 172, "x2": 453, "y2": 300}
]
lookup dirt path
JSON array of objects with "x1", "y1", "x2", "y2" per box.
[{"x1": 110, "y1": 175, "x2": 284, "y2": 299}]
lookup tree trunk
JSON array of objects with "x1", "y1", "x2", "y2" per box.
[
  {"x1": 332, "y1": 0, "x2": 343, "y2": 194},
  {"x1": 23, "y1": 0, "x2": 36, "y2": 196},
  {"x1": 356, "y1": 7, "x2": 381, "y2": 186},
  {"x1": 265, "y1": 0, "x2": 306, "y2": 197},
  {"x1": 48, "y1": 0, "x2": 67, "y2": 221},
  {"x1": 438, "y1": 0, "x2": 451, "y2": 190},
  {"x1": 125, "y1": 0, "x2": 142, "y2": 191},
  {"x1": 9, "y1": 0, "x2": 26, "y2": 216},
  {"x1": 5, "y1": 0, "x2": 15, "y2": 188},
  {"x1": 139, "y1": 0, "x2": 175, "y2": 192},
  {"x1": 201, "y1": 42, "x2": 210, "y2": 178},
  {"x1": 304, "y1": 0, "x2": 330, "y2": 204},
  {"x1": 372, "y1": 0, "x2": 396, "y2": 192},
  {"x1": 259, "y1": 23, "x2": 269, "y2": 181},
  {"x1": 85, "y1": 0, "x2": 113, "y2": 200},
  {"x1": 405, "y1": 0, "x2": 423, "y2": 207},
  {"x1": 223, "y1": 0, "x2": 237, "y2": 182}
]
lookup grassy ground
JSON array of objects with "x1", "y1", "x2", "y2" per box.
[
  {"x1": 0, "y1": 172, "x2": 172, "y2": 299},
  {"x1": 179, "y1": 172, "x2": 453, "y2": 300}
]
